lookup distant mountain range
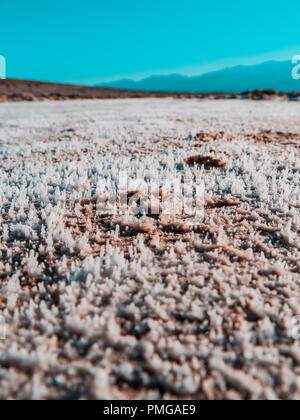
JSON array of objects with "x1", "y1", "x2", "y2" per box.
[{"x1": 98, "y1": 60, "x2": 300, "y2": 93}]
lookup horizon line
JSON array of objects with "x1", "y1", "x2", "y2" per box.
[
  {"x1": 1, "y1": 57, "x2": 297, "y2": 88},
  {"x1": 71, "y1": 57, "x2": 295, "y2": 87}
]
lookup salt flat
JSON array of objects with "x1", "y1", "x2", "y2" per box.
[{"x1": 0, "y1": 98, "x2": 300, "y2": 399}]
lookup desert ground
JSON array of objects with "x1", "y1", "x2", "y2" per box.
[
  {"x1": 0, "y1": 97, "x2": 300, "y2": 400},
  {"x1": 1, "y1": 79, "x2": 300, "y2": 102}
]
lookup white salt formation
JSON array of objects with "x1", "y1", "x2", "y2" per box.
[{"x1": 0, "y1": 98, "x2": 300, "y2": 399}]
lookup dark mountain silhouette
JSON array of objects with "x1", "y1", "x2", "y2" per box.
[{"x1": 99, "y1": 60, "x2": 299, "y2": 93}]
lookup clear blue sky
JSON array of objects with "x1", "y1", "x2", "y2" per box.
[{"x1": 1, "y1": 0, "x2": 300, "y2": 84}]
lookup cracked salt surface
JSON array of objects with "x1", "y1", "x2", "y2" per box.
[{"x1": 0, "y1": 98, "x2": 300, "y2": 399}]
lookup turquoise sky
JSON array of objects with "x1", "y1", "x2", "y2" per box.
[{"x1": 1, "y1": 0, "x2": 300, "y2": 84}]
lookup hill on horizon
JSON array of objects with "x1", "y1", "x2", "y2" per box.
[{"x1": 98, "y1": 60, "x2": 300, "y2": 93}]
